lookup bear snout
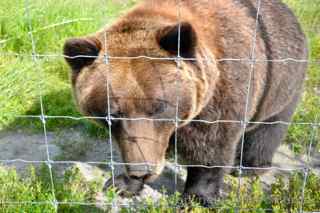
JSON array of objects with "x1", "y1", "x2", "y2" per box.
[{"x1": 126, "y1": 161, "x2": 165, "y2": 183}]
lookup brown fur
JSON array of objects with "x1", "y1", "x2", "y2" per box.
[{"x1": 64, "y1": 0, "x2": 308, "y2": 206}]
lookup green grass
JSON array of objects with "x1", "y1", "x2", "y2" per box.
[{"x1": 0, "y1": 165, "x2": 104, "y2": 213}]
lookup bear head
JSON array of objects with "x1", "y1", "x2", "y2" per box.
[{"x1": 63, "y1": 18, "x2": 216, "y2": 183}]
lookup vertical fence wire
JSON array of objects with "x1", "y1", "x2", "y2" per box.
[
  {"x1": 299, "y1": 121, "x2": 319, "y2": 212},
  {"x1": 173, "y1": 0, "x2": 182, "y2": 195},
  {"x1": 103, "y1": 12, "x2": 117, "y2": 211},
  {"x1": 237, "y1": 0, "x2": 262, "y2": 210},
  {"x1": 24, "y1": 0, "x2": 58, "y2": 211},
  {"x1": 298, "y1": 12, "x2": 316, "y2": 212}
]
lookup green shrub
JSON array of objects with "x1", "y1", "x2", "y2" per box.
[
  {"x1": 271, "y1": 172, "x2": 320, "y2": 212},
  {"x1": 0, "y1": 165, "x2": 103, "y2": 213},
  {"x1": 0, "y1": 166, "x2": 55, "y2": 212}
]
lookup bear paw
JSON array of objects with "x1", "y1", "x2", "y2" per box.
[{"x1": 103, "y1": 174, "x2": 144, "y2": 197}]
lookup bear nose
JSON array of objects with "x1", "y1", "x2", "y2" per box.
[
  {"x1": 127, "y1": 169, "x2": 151, "y2": 180},
  {"x1": 125, "y1": 161, "x2": 165, "y2": 183},
  {"x1": 129, "y1": 174, "x2": 152, "y2": 182},
  {"x1": 126, "y1": 165, "x2": 155, "y2": 182}
]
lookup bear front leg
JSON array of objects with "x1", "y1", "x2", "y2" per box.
[{"x1": 183, "y1": 167, "x2": 224, "y2": 207}]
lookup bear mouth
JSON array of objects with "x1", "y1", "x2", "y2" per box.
[{"x1": 130, "y1": 174, "x2": 153, "y2": 183}]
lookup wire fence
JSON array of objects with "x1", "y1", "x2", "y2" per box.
[{"x1": 0, "y1": 0, "x2": 319, "y2": 212}]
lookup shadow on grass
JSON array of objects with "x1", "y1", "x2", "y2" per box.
[{"x1": 2, "y1": 88, "x2": 107, "y2": 139}]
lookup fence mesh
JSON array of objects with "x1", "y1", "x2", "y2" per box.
[{"x1": 0, "y1": 0, "x2": 319, "y2": 212}]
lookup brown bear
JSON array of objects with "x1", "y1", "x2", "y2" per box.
[{"x1": 63, "y1": 0, "x2": 308, "y2": 206}]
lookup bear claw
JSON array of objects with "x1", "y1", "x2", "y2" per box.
[{"x1": 103, "y1": 174, "x2": 144, "y2": 197}]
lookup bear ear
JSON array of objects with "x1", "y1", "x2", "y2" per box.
[
  {"x1": 63, "y1": 37, "x2": 101, "y2": 71},
  {"x1": 156, "y1": 22, "x2": 197, "y2": 58}
]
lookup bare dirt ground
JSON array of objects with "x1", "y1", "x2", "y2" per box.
[{"x1": 0, "y1": 129, "x2": 319, "y2": 206}]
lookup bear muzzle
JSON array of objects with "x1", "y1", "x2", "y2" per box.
[{"x1": 125, "y1": 159, "x2": 165, "y2": 183}]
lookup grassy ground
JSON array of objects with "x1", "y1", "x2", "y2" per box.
[{"x1": 0, "y1": 0, "x2": 319, "y2": 212}]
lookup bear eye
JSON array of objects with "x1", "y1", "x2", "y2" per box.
[
  {"x1": 148, "y1": 101, "x2": 167, "y2": 116},
  {"x1": 109, "y1": 112, "x2": 122, "y2": 123},
  {"x1": 108, "y1": 112, "x2": 123, "y2": 134}
]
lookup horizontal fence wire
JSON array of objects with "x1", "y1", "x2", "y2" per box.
[
  {"x1": 9, "y1": 114, "x2": 320, "y2": 126},
  {"x1": 0, "y1": 0, "x2": 319, "y2": 212},
  {"x1": 0, "y1": 159, "x2": 308, "y2": 172},
  {"x1": 1, "y1": 52, "x2": 319, "y2": 63}
]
